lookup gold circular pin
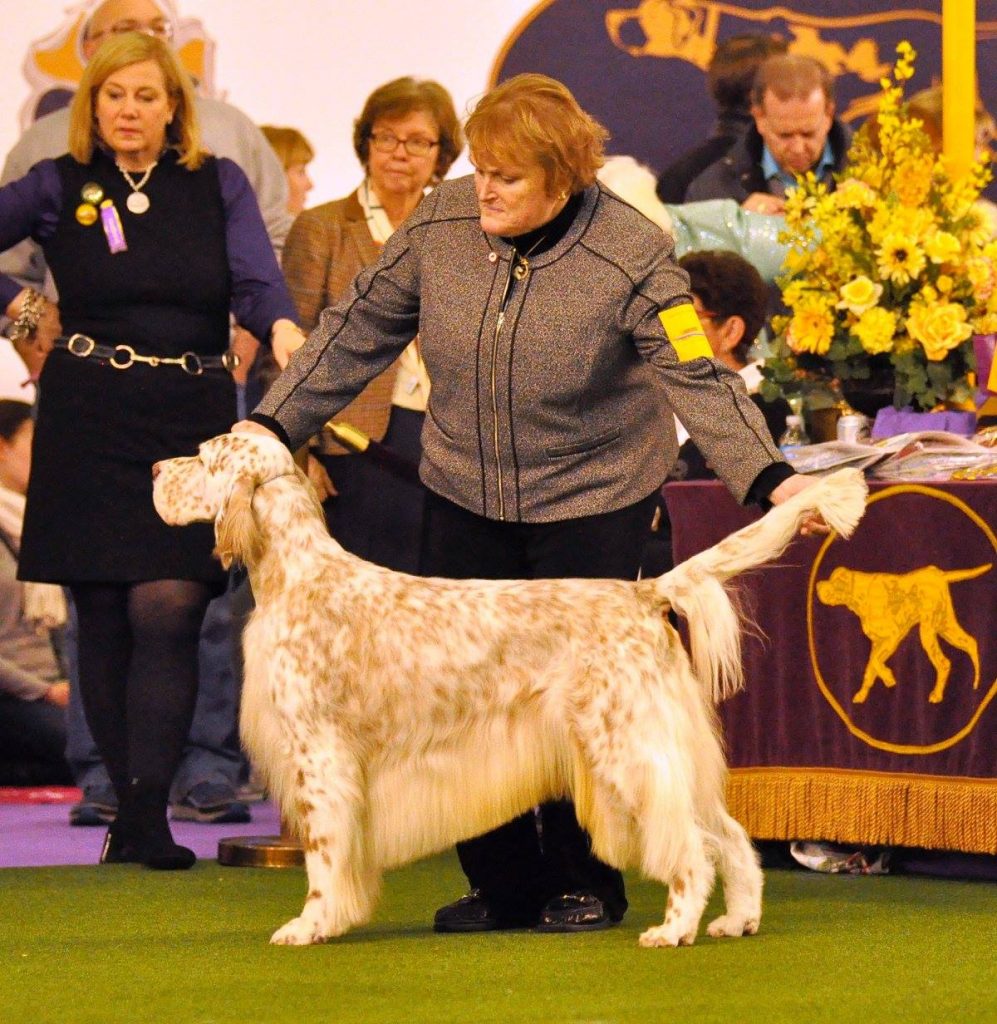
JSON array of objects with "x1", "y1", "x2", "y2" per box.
[
  {"x1": 80, "y1": 181, "x2": 104, "y2": 204},
  {"x1": 75, "y1": 202, "x2": 98, "y2": 226}
]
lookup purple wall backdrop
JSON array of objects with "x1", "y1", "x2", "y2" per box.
[{"x1": 493, "y1": 1, "x2": 997, "y2": 196}]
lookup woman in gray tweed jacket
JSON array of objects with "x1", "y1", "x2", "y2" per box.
[{"x1": 241, "y1": 73, "x2": 820, "y2": 936}]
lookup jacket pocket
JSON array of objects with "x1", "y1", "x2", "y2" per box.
[
  {"x1": 545, "y1": 427, "x2": 621, "y2": 459},
  {"x1": 426, "y1": 400, "x2": 458, "y2": 444}
]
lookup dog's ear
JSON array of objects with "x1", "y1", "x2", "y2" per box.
[{"x1": 214, "y1": 476, "x2": 263, "y2": 569}]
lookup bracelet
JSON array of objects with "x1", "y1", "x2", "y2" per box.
[{"x1": 8, "y1": 289, "x2": 45, "y2": 344}]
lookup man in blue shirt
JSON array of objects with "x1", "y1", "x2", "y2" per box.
[{"x1": 685, "y1": 53, "x2": 850, "y2": 211}]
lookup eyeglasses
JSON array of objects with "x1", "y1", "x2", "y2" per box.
[
  {"x1": 87, "y1": 18, "x2": 174, "y2": 44},
  {"x1": 369, "y1": 131, "x2": 439, "y2": 157}
]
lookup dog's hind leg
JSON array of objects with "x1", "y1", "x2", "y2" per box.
[
  {"x1": 270, "y1": 734, "x2": 379, "y2": 946},
  {"x1": 704, "y1": 808, "x2": 763, "y2": 938},
  {"x1": 593, "y1": 744, "x2": 715, "y2": 947},
  {"x1": 638, "y1": 818, "x2": 715, "y2": 948}
]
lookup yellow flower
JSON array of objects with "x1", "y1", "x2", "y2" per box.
[
  {"x1": 834, "y1": 178, "x2": 878, "y2": 210},
  {"x1": 768, "y1": 41, "x2": 993, "y2": 411},
  {"x1": 850, "y1": 307, "x2": 898, "y2": 355},
  {"x1": 876, "y1": 233, "x2": 926, "y2": 285},
  {"x1": 906, "y1": 301, "x2": 973, "y2": 361},
  {"x1": 836, "y1": 275, "x2": 884, "y2": 315},
  {"x1": 924, "y1": 230, "x2": 961, "y2": 264},
  {"x1": 786, "y1": 294, "x2": 835, "y2": 355},
  {"x1": 966, "y1": 256, "x2": 995, "y2": 301},
  {"x1": 894, "y1": 159, "x2": 933, "y2": 206}
]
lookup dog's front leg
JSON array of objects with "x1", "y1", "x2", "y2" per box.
[{"x1": 270, "y1": 739, "x2": 379, "y2": 946}]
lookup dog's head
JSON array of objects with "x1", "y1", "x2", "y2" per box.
[
  {"x1": 153, "y1": 432, "x2": 297, "y2": 567},
  {"x1": 816, "y1": 566, "x2": 855, "y2": 608}
]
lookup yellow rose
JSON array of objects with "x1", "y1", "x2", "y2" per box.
[
  {"x1": 850, "y1": 307, "x2": 898, "y2": 355},
  {"x1": 905, "y1": 301, "x2": 973, "y2": 361},
  {"x1": 924, "y1": 231, "x2": 961, "y2": 264},
  {"x1": 836, "y1": 275, "x2": 884, "y2": 315}
]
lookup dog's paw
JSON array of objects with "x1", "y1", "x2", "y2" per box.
[
  {"x1": 269, "y1": 916, "x2": 332, "y2": 946},
  {"x1": 638, "y1": 924, "x2": 696, "y2": 948},
  {"x1": 706, "y1": 914, "x2": 760, "y2": 938}
]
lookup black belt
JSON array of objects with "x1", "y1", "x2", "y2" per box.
[{"x1": 55, "y1": 334, "x2": 239, "y2": 376}]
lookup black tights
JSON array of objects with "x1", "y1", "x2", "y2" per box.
[{"x1": 69, "y1": 579, "x2": 214, "y2": 805}]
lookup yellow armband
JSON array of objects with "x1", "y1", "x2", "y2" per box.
[{"x1": 658, "y1": 303, "x2": 712, "y2": 362}]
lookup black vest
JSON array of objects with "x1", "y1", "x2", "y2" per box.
[{"x1": 44, "y1": 148, "x2": 231, "y2": 356}]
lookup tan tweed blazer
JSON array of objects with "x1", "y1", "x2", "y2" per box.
[{"x1": 282, "y1": 190, "x2": 399, "y2": 450}]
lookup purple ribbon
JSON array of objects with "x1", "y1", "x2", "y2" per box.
[{"x1": 99, "y1": 200, "x2": 127, "y2": 254}]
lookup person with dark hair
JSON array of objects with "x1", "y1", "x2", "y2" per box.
[
  {"x1": 277, "y1": 77, "x2": 463, "y2": 573},
  {"x1": 676, "y1": 249, "x2": 790, "y2": 467},
  {"x1": 686, "y1": 53, "x2": 851, "y2": 212},
  {"x1": 656, "y1": 33, "x2": 788, "y2": 203},
  {"x1": 0, "y1": 33, "x2": 300, "y2": 868},
  {"x1": 236, "y1": 73, "x2": 824, "y2": 933},
  {"x1": 0, "y1": 399, "x2": 72, "y2": 787}
]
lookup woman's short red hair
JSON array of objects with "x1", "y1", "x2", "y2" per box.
[{"x1": 465, "y1": 74, "x2": 609, "y2": 196}]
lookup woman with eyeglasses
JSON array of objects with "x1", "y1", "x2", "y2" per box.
[{"x1": 277, "y1": 77, "x2": 462, "y2": 573}]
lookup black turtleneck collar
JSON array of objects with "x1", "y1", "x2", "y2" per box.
[{"x1": 501, "y1": 190, "x2": 584, "y2": 259}]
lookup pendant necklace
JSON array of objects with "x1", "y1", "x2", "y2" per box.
[
  {"x1": 512, "y1": 234, "x2": 547, "y2": 280},
  {"x1": 117, "y1": 160, "x2": 157, "y2": 214}
]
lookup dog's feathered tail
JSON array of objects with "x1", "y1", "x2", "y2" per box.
[{"x1": 653, "y1": 468, "x2": 868, "y2": 702}]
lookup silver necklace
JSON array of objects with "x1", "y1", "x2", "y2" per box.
[{"x1": 117, "y1": 160, "x2": 157, "y2": 214}]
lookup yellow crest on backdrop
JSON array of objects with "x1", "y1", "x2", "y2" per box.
[{"x1": 808, "y1": 485, "x2": 996, "y2": 755}]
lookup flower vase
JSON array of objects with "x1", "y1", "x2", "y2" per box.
[{"x1": 838, "y1": 358, "x2": 897, "y2": 419}]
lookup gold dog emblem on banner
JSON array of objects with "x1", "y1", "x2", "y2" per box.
[{"x1": 807, "y1": 484, "x2": 996, "y2": 755}]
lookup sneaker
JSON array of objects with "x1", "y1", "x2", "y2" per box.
[
  {"x1": 69, "y1": 786, "x2": 118, "y2": 827},
  {"x1": 235, "y1": 771, "x2": 267, "y2": 804},
  {"x1": 170, "y1": 782, "x2": 251, "y2": 824}
]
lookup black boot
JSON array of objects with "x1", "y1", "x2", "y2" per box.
[
  {"x1": 99, "y1": 819, "x2": 139, "y2": 864},
  {"x1": 118, "y1": 779, "x2": 196, "y2": 870}
]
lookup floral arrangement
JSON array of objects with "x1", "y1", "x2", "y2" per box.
[{"x1": 761, "y1": 42, "x2": 997, "y2": 413}]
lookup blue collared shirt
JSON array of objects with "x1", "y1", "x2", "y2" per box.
[{"x1": 761, "y1": 140, "x2": 835, "y2": 194}]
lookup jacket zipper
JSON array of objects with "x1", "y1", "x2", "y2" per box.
[{"x1": 490, "y1": 255, "x2": 517, "y2": 520}]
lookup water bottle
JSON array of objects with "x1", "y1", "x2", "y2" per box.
[{"x1": 778, "y1": 414, "x2": 810, "y2": 457}]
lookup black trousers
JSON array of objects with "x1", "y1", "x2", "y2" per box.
[{"x1": 420, "y1": 487, "x2": 660, "y2": 921}]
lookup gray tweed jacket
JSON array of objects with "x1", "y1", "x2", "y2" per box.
[{"x1": 255, "y1": 175, "x2": 783, "y2": 523}]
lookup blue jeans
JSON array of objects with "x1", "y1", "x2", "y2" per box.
[{"x1": 65, "y1": 580, "x2": 245, "y2": 802}]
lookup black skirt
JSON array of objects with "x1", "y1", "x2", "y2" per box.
[{"x1": 19, "y1": 349, "x2": 235, "y2": 585}]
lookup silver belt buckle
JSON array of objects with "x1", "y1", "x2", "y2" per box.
[{"x1": 66, "y1": 333, "x2": 96, "y2": 357}]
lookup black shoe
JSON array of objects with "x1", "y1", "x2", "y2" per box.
[
  {"x1": 99, "y1": 821, "x2": 138, "y2": 865},
  {"x1": 536, "y1": 893, "x2": 620, "y2": 933},
  {"x1": 117, "y1": 779, "x2": 197, "y2": 871},
  {"x1": 433, "y1": 890, "x2": 537, "y2": 932}
]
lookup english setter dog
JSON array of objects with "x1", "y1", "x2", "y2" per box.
[{"x1": 153, "y1": 433, "x2": 866, "y2": 947}]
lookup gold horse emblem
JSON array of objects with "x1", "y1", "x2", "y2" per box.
[{"x1": 817, "y1": 564, "x2": 990, "y2": 705}]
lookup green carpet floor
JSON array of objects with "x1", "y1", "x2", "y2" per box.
[{"x1": 2, "y1": 852, "x2": 994, "y2": 1024}]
